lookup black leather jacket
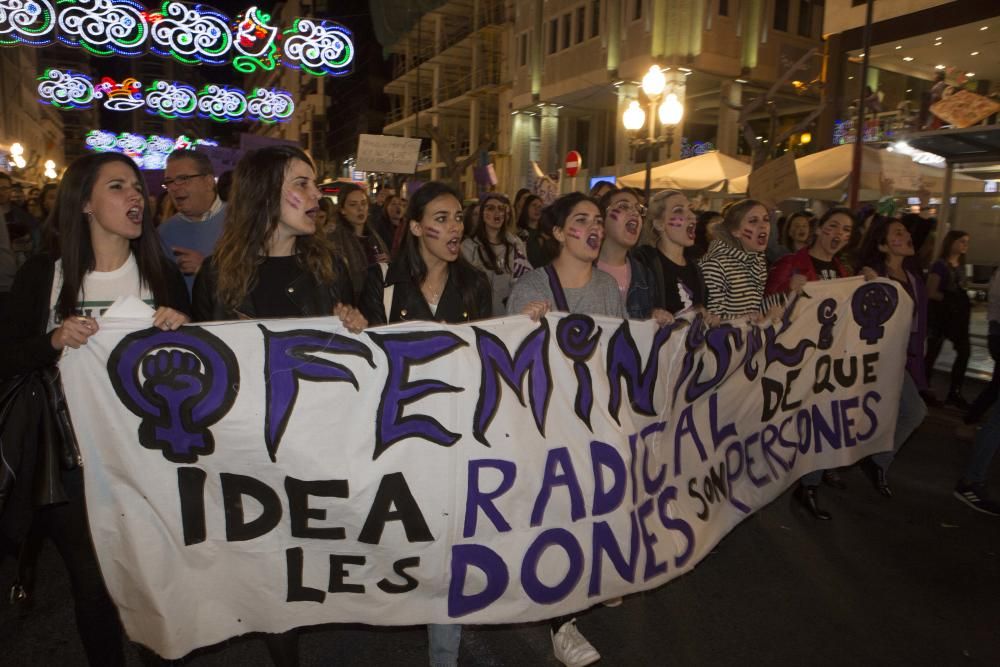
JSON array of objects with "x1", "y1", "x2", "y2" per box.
[
  {"x1": 192, "y1": 254, "x2": 356, "y2": 321},
  {"x1": 360, "y1": 258, "x2": 493, "y2": 325}
]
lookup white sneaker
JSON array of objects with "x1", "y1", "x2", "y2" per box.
[{"x1": 551, "y1": 618, "x2": 601, "y2": 667}]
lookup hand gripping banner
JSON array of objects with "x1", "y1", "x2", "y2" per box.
[{"x1": 58, "y1": 277, "x2": 910, "y2": 659}]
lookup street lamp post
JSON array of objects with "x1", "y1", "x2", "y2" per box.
[{"x1": 622, "y1": 65, "x2": 685, "y2": 204}]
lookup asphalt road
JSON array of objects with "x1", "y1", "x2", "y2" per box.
[{"x1": 2, "y1": 393, "x2": 998, "y2": 667}]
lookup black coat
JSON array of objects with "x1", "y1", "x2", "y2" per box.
[
  {"x1": 360, "y1": 258, "x2": 492, "y2": 325},
  {"x1": 191, "y1": 254, "x2": 356, "y2": 322}
]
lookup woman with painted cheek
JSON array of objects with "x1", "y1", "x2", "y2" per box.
[
  {"x1": 0, "y1": 153, "x2": 191, "y2": 667},
  {"x1": 462, "y1": 193, "x2": 531, "y2": 315},
  {"x1": 506, "y1": 191, "x2": 622, "y2": 667},
  {"x1": 193, "y1": 146, "x2": 365, "y2": 334},
  {"x1": 595, "y1": 187, "x2": 662, "y2": 321},
  {"x1": 699, "y1": 199, "x2": 782, "y2": 320},
  {"x1": 856, "y1": 218, "x2": 929, "y2": 498},
  {"x1": 358, "y1": 182, "x2": 490, "y2": 667},
  {"x1": 925, "y1": 230, "x2": 973, "y2": 407},
  {"x1": 361, "y1": 181, "x2": 491, "y2": 327},
  {"x1": 635, "y1": 189, "x2": 707, "y2": 321}
]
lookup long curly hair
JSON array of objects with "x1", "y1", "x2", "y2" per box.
[{"x1": 212, "y1": 146, "x2": 339, "y2": 310}]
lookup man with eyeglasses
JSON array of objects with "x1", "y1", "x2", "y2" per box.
[{"x1": 158, "y1": 149, "x2": 226, "y2": 291}]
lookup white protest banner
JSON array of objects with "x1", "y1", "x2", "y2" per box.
[
  {"x1": 60, "y1": 277, "x2": 910, "y2": 659},
  {"x1": 356, "y1": 134, "x2": 422, "y2": 174}
]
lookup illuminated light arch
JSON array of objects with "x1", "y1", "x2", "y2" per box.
[
  {"x1": 281, "y1": 17, "x2": 353, "y2": 77},
  {"x1": 37, "y1": 68, "x2": 103, "y2": 109},
  {"x1": 197, "y1": 83, "x2": 247, "y2": 123},
  {"x1": 145, "y1": 79, "x2": 198, "y2": 118},
  {"x1": 232, "y1": 5, "x2": 277, "y2": 73},
  {"x1": 57, "y1": 0, "x2": 148, "y2": 57},
  {"x1": 85, "y1": 129, "x2": 218, "y2": 169},
  {"x1": 39, "y1": 68, "x2": 293, "y2": 122},
  {"x1": 1, "y1": 0, "x2": 58, "y2": 46},
  {"x1": 149, "y1": 1, "x2": 232, "y2": 65}
]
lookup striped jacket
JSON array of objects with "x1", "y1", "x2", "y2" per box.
[{"x1": 699, "y1": 239, "x2": 780, "y2": 319}]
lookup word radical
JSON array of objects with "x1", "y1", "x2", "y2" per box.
[
  {"x1": 1, "y1": 0, "x2": 354, "y2": 77},
  {"x1": 38, "y1": 69, "x2": 294, "y2": 123}
]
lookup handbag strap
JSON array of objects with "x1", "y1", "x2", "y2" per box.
[{"x1": 544, "y1": 264, "x2": 569, "y2": 312}]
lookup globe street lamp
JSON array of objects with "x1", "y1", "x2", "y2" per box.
[{"x1": 622, "y1": 65, "x2": 685, "y2": 203}]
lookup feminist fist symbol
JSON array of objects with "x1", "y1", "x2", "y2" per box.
[
  {"x1": 851, "y1": 283, "x2": 899, "y2": 345},
  {"x1": 108, "y1": 327, "x2": 238, "y2": 463}
]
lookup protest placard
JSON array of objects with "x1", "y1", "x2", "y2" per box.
[
  {"x1": 749, "y1": 153, "x2": 800, "y2": 205},
  {"x1": 356, "y1": 134, "x2": 422, "y2": 174}
]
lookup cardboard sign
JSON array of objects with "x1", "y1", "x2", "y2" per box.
[
  {"x1": 930, "y1": 89, "x2": 1000, "y2": 129},
  {"x1": 748, "y1": 153, "x2": 800, "y2": 205},
  {"x1": 356, "y1": 134, "x2": 422, "y2": 174}
]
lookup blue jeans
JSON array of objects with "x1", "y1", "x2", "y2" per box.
[
  {"x1": 962, "y1": 402, "x2": 1000, "y2": 485},
  {"x1": 428, "y1": 624, "x2": 461, "y2": 667},
  {"x1": 873, "y1": 372, "x2": 927, "y2": 473}
]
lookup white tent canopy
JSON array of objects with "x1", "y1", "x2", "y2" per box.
[
  {"x1": 728, "y1": 144, "x2": 984, "y2": 200},
  {"x1": 618, "y1": 151, "x2": 751, "y2": 193}
]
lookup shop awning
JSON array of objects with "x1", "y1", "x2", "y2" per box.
[{"x1": 906, "y1": 125, "x2": 1000, "y2": 164}]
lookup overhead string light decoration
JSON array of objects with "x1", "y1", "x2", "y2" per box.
[
  {"x1": 85, "y1": 129, "x2": 217, "y2": 169},
  {"x1": 3, "y1": 1, "x2": 353, "y2": 76},
  {"x1": 0, "y1": 0, "x2": 57, "y2": 46},
  {"x1": 39, "y1": 68, "x2": 293, "y2": 122}
]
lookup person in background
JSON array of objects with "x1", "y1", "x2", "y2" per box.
[
  {"x1": 517, "y1": 194, "x2": 548, "y2": 267},
  {"x1": 329, "y1": 183, "x2": 388, "y2": 301},
  {"x1": 857, "y1": 217, "x2": 929, "y2": 498},
  {"x1": 963, "y1": 267, "x2": 1000, "y2": 427},
  {"x1": 700, "y1": 199, "x2": 781, "y2": 320},
  {"x1": 360, "y1": 182, "x2": 491, "y2": 667},
  {"x1": 0, "y1": 152, "x2": 190, "y2": 666},
  {"x1": 777, "y1": 210, "x2": 815, "y2": 258},
  {"x1": 157, "y1": 149, "x2": 226, "y2": 291},
  {"x1": 216, "y1": 169, "x2": 234, "y2": 202},
  {"x1": 766, "y1": 207, "x2": 855, "y2": 519},
  {"x1": 589, "y1": 180, "x2": 615, "y2": 200},
  {"x1": 596, "y1": 186, "x2": 660, "y2": 320},
  {"x1": 1, "y1": 172, "x2": 35, "y2": 311},
  {"x1": 634, "y1": 189, "x2": 706, "y2": 318},
  {"x1": 315, "y1": 197, "x2": 334, "y2": 230},
  {"x1": 461, "y1": 192, "x2": 530, "y2": 315},
  {"x1": 379, "y1": 192, "x2": 406, "y2": 254},
  {"x1": 461, "y1": 200, "x2": 479, "y2": 241},
  {"x1": 512, "y1": 187, "x2": 531, "y2": 219},
  {"x1": 953, "y1": 266, "x2": 1000, "y2": 516},
  {"x1": 689, "y1": 209, "x2": 720, "y2": 262},
  {"x1": 925, "y1": 230, "x2": 972, "y2": 408},
  {"x1": 507, "y1": 191, "x2": 622, "y2": 667}
]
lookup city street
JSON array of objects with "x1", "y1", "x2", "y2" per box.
[{"x1": 2, "y1": 393, "x2": 998, "y2": 667}]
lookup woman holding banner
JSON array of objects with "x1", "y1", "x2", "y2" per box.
[
  {"x1": 359, "y1": 180, "x2": 491, "y2": 667},
  {"x1": 766, "y1": 207, "x2": 856, "y2": 519},
  {"x1": 192, "y1": 146, "x2": 366, "y2": 331},
  {"x1": 507, "y1": 191, "x2": 625, "y2": 667},
  {"x1": 699, "y1": 199, "x2": 783, "y2": 321},
  {"x1": 0, "y1": 152, "x2": 190, "y2": 666},
  {"x1": 856, "y1": 217, "x2": 929, "y2": 498},
  {"x1": 191, "y1": 145, "x2": 365, "y2": 666}
]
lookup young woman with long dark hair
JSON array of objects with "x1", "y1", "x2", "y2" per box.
[
  {"x1": 856, "y1": 217, "x2": 929, "y2": 497},
  {"x1": 359, "y1": 181, "x2": 490, "y2": 667},
  {"x1": 924, "y1": 229, "x2": 972, "y2": 407},
  {"x1": 0, "y1": 152, "x2": 190, "y2": 666},
  {"x1": 595, "y1": 186, "x2": 661, "y2": 320},
  {"x1": 461, "y1": 192, "x2": 531, "y2": 314}
]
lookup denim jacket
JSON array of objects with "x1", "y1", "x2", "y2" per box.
[{"x1": 625, "y1": 253, "x2": 658, "y2": 320}]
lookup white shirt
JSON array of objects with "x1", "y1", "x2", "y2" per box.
[{"x1": 47, "y1": 254, "x2": 154, "y2": 332}]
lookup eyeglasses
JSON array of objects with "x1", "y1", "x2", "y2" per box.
[
  {"x1": 162, "y1": 173, "x2": 207, "y2": 189},
  {"x1": 609, "y1": 200, "x2": 647, "y2": 217}
]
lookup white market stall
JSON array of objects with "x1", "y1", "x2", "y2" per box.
[{"x1": 618, "y1": 151, "x2": 751, "y2": 193}]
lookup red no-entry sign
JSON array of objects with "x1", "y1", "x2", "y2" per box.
[{"x1": 565, "y1": 150, "x2": 582, "y2": 177}]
